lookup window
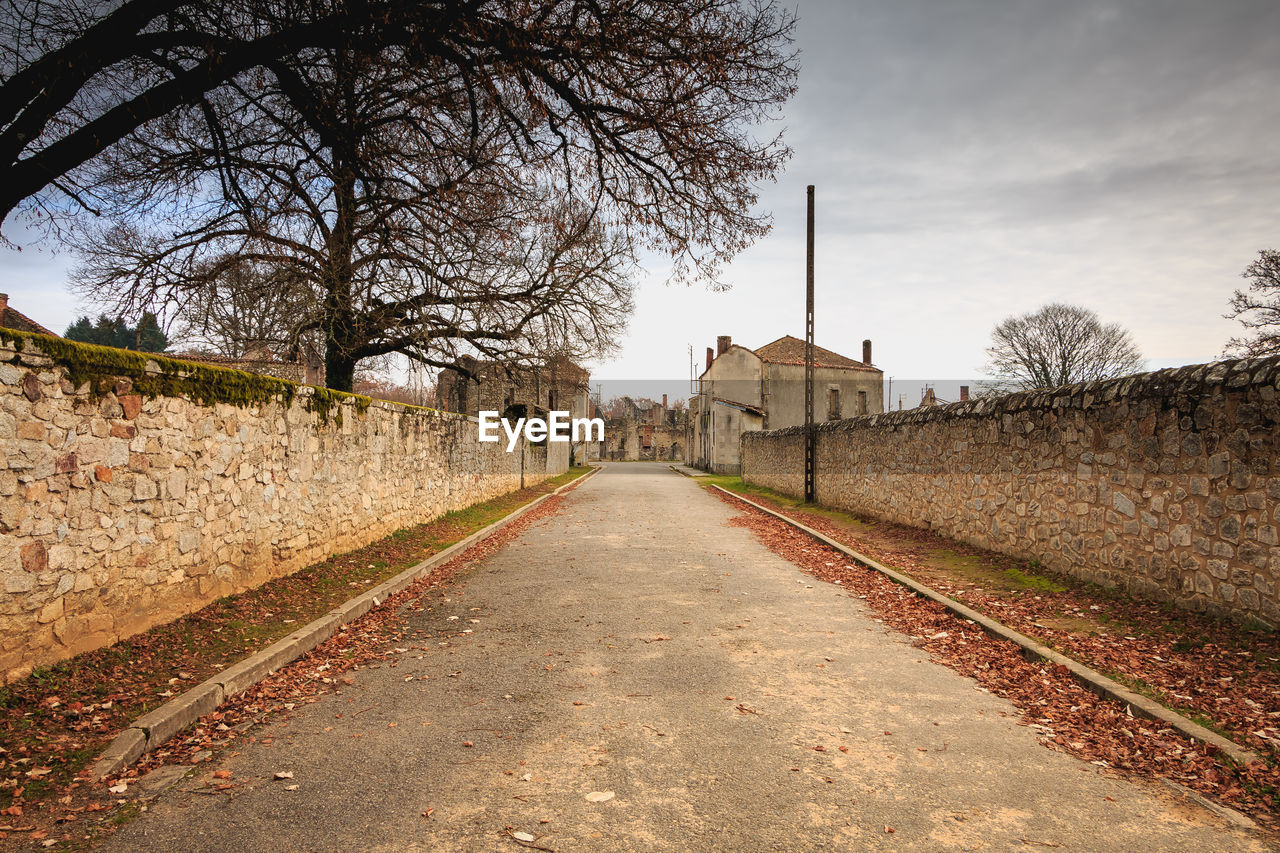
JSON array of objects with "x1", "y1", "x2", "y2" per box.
[
  {"x1": 858, "y1": 390, "x2": 867, "y2": 415},
  {"x1": 827, "y1": 386, "x2": 841, "y2": 420}
]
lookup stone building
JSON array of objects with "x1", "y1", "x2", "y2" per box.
[
  {"x1": 436, "y1": 355, "x2": 591, "y2": 419},
  {"x1": 687, "y1": 334, "x2": 883, "y2": 474},
  {"x1": 600, "y1": 395, "x2": 686, "y2": 461},
  {"x1": 0, "y1": 293, "x2": 57, "y2": 336}
]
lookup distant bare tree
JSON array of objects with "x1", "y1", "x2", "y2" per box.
[
  {"x1": 1224, "y1": 249, "x2": 1280, "y2": 357},
  {"x1": 983, "y1": 303, "x2": 1145, "y2": 391},
  {"x1": 161, "y1": 256, "x2": 316, "y2": 357}
]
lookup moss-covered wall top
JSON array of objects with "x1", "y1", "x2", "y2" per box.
[{"x1": 0, "y1": 329, "x2": 377, "y2": 424}]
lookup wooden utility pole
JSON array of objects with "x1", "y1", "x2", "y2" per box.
[{"x1": 804, "y1": 185, "x2": 816, "y2": 504}]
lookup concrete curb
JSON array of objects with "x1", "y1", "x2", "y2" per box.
[
  {"x1": 91, "y1": 466, "x2": 599, "y2": 780},
  {"x1": 709, "y1": 484, "x2": 1260, "y2": 768}
]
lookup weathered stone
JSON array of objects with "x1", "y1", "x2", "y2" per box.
[
  {"x1": 55, "y1": 452, "x2": 77, "y2": 474},
  {"x1": 37, "y1": 596, "x2": 63, "y2": 623},
  {"x1": 177, "y1": 528, "x2": 201, "y2": 555},
  {"x1": 21, "y1": 372, "x2": 42, "y2": 402},
  {"x1": 2, "y1": 356, "x2": 568, "y2": 677},
  {"x1": 1113, "y1": 493, "x2": 1136, "y2": 517},
  {"x1": 16, "y1": 420, "x2": 45, "y2": 440},
  {"x1": 20, "y1": 541, "x2": 46, "y2": 573},
  {"x1": 1207, "y1": 452, "x2": 1230, "y2": 478},
  {"x1": 118, "y1": 394, "x2": 143, "y2": 419}
]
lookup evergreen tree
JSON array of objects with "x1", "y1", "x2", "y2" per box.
[{"x1": 64, "y1": 313, "x2": 168, "y2": 352}]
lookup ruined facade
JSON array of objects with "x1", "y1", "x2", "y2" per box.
[
  {"x1": 436, "y1": 356, "x2": 595, "y2": 463},
  {"x1": 688, "y1": 334, "x2": 883, "y2": 474},
  {"x1": 436, "y1": 356, "x2": 591, "y2": 421},
  {"x1": 599, "y1": 395, "x2": 686, "y2": 461}
]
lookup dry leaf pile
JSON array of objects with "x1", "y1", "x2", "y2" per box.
[{"x1": 715, "y1": 488, "x2": 1280, "y2": 824}]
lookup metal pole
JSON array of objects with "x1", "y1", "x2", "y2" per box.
[{"x1": 804, "y1": 185, "x2": 816, "y2": 504}]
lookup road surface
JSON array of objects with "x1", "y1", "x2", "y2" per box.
[{"x1": 102, "y1": 463, "x2": 1268, "y2": 852}]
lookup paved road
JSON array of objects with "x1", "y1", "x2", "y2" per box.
[{"x1": 104, "y1": 463, "x2": 1268, "y2": 852}]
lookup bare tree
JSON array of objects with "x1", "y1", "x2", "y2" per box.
[
  {"x1": 162, "y1": 256, "x2": 316, "y2": 357},
  {"x1": 62, "y1": 1, "x2": 796, "y2": 390},
  {"x1": 1224, "y1": 249, "x2": 1280, "y2": 357},
  {"x1": 983, "y1": 303, "x2": 1145, "y2": 391}
]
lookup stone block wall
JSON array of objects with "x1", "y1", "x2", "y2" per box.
[
  {"x1": 0, "y1": 334, "x2": 568, "y2": 681},
  {"x1": 742, "y1": 355, "x2": 1280, "y2": 626}
]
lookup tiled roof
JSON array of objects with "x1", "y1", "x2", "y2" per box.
[
  {"x1": 0, "y1": 304, "x2": 56, "y2": 336},
  {"x1": 753, "y1": 335, "x2": 875, "y2": 371}
]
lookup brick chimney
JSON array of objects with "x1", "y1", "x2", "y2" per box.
[
  {"x1": 960, "y1": 385, "x2": 970, "y2": 401},
  {"x1": 705, "y1": 347, "x2": 714, "y2": 371},
  {"x1": 717, "y1": 335, "x2": 731, "y2": 356},
  {"x1": 862, "y1": 339, "x2": 872, "y2": 365}
]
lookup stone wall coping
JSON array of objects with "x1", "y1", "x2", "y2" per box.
[
  {"x1": 0, "y1": 331, "x2": 468, "y2": 421},
  {"x1": 746, "y1": 353, "x2": 1280, "y2": 439},
  {"x1": 90, "y1": 465, "x2": 600, "y2": 780}
]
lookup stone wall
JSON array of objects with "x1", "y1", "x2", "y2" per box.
[
  {"x1": 0, "y1": 334, "x2": 568, "y2": 681},
  {"x1": 742, "y1": 355, "x2": 1280, "y2": 626}
]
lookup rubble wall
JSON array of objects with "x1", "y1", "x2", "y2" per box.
[
  {"x1": 742, "y1": 356, "x2": 1280, "y2": 626},
  {"x1": 0, "y1": 332, "x2": 566, "y2": 680}
]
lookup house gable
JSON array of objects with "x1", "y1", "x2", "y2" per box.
[{"x1": 753, "y1": 335, "x2": 875, "y2": 371}]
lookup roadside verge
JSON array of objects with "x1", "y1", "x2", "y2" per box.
[
  {"x1": 90, "y1": 466, "x2": 599, "y2": 780},
  {"x1": 708, "y1": 483, "x2": 1259, "y2": 767}
]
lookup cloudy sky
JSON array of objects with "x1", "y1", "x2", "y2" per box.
[
  {"x1": 593, "y1": 0, "x2": 1280, "y2": 398},
  {"x1": 3, "y1": 0, "x2": 1279, "y2": 401}
]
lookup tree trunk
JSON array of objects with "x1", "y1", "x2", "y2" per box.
[
  {"x1": 325, "y1": 351, "x2": 356, "y2": 392},
  {"x1": 320, "y1": 55, "x2": 360, "y2": 394}
]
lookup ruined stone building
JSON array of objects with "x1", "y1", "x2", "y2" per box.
[
  {"x1": 687, "y1": 334, "x2": 884, "y2": 474},
  {"x1": 435, "y1": 355, "x2": 595, "y2": 461},
  {"x1": 436, "y1": 355, "x2": 591, "y2": 420},
  {"x1": 599, "y1": 395, "x2": 686, "y2": 461}
]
